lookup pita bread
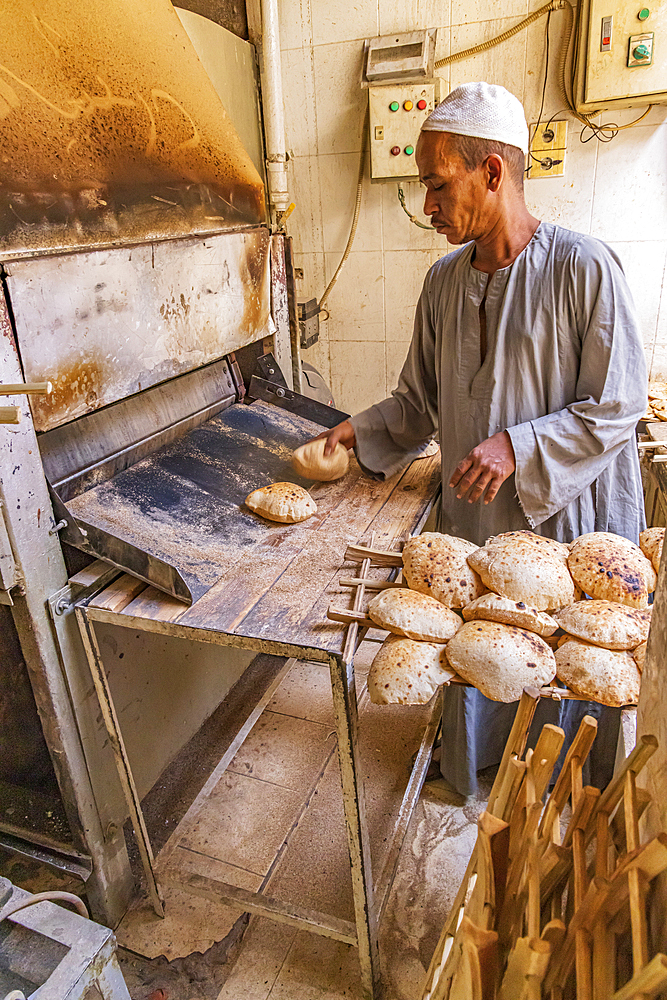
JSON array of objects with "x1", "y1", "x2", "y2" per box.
[
  {"x1": 367, "y1": 635, "x2": 456, "y2": 705},
  {"x1": 367, "y1": 589, "x2": 462, "y2": 643},
  {"x1": 245, "y1": 482, "x2": 317, "y2": 523},
  {"x1": 567, "y1": 532, "x2": 656, "y2": 608},
  {"x1": 633, "y1": 640, "x2": 647, "y2": 673},
  {"x1": 487, "y1": 530, "x2": 570, "y2": 563},
  {"x1": 555, "y1": 637, "x2": 641, "y2": 707},
  {"x1": 640, "y1": 527, "x2": 664, "y2": 574},
  {"x1": 649, "y1": 381, "x2": 667, "y2": 400},
  {"x1": 468, "y1": 539, "x2": 577, "y2": 611},
  {"x1": 445, "y1": 621, "x2": 556, "y2": 702},
  {"x1": 291, "y1": 438, "x2": 349, "y2": 481},
  {"x1": 632, "y1": 607, "x2": 652, "y2": 637},
  {"x1": 554, "y1": 600, "x2": 649, "y2": 650},
  {"x1": 462, "y1": 593, "x2": 558, "y2": 637},
  {"x1": 402, "y1": 532, "x2": 485, "y2": 608}
]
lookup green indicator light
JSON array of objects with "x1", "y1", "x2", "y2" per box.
[
  {"x1": 638, "y1": 7, "x2": 650, "y2": 19},
  {"x1": 404, "y1": 144, "x2": 414, "y2": 155},
  {"x1": 389, "y1": 101, "x2": 399, "y2": 112}
]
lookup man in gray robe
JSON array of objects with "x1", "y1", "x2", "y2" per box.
[{"x1": 320, "y1": 82, "x2": 648, "y2": 794}]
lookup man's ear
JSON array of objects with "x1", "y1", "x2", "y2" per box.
[{"x1": 485, "y1": 153, "x2": 504, "y2": 192}]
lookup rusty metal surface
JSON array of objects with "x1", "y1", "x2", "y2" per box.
[
  {"x1": 64, "y1": 401, "x2": 322, "y2": 603},
  {"x1": 6, "y1": 230, "x2": 271, "y2": 431},
  {"x1": 39, "y1": 358, "x2": 237, "y2": 501},
  {"x1": 0, "y1": 0, "x2": 264, "y2": 259}
]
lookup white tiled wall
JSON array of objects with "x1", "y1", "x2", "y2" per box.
[{"x1": 280, "y1": 0, "x2": 667, "y2": 414}]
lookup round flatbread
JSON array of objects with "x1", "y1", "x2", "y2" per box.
[
  {"x1": 634, "y1": 640, "x2": 647, "y2": 673},
  {"x1": 652, "y1": 399, "x2": 667, "y2": 413},
  {"x1": 444, "y1": 621, "x2": 556, "y2": 702},
  {"x1": 468, "y1": 539, "x2": 577, "y2": 611},
  {"x1": 402, "y1": 532, "x2": 485, "y2": 608},
  {"x1": 462, "y1": 593, "x2": 558, "y2": 637},
  {"x1": 486, "y1": 531, "x2": 571, "y2": 563},
  {"x1": 367, "y1": 635, "x2": 456, "y2": 705},
  {"x1": 245, "y1": 482, "x2": 317, "y2": 523},
  {"x1": 632, "y1": 607, "x2": 652, "y2": 636},
  {"x1": 567, "y1": 532, "x2": 656, "y2": 607},
  {"x1": 291, "y1": 438, "x2": 349, "y2": 482},
  {"x1": 367, "y1": 588, "x2": 462, "y2": 643},
  {"x1": 648, "y1": 381, "x2": 667, "y2": 400},
  {"x1": 554, "y1": 600, "x2": 649, "y2": 650},
  {"x1": 555, "y1": 637, "x2": 641, "y2": 707},
  {"x1": 640, "y1": 527, "x2": 664, "y2": 575}
]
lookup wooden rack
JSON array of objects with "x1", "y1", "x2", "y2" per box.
[{"x1": 421, "y1": 690, "x2": 666, "y2": 1000}]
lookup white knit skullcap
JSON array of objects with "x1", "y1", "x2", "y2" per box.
[{"x1": 421, "y1": 82, "x2": 529, "y2": 155}]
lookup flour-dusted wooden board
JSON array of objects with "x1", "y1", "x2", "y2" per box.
[
  {"x1": 86, "y1": 415, "x2": 440, "y2": 657},
  {"x1": 178, "y1": 453, "x2": 439, "y2": 654}
]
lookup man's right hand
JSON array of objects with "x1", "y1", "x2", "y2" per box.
[{"x1": 314, "y1": 420, "x2": 356, "y2": 456}]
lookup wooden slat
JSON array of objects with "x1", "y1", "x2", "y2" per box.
[
  {"x1": 225, "y1": 459, "x2": 439, "y2": 652},
  {"x1": 121, "y1": 586, "x2": 188, "y2": 622},
  {"x1": 88, "y1": 574, "x2": 146, "y2": 612},
  {"x1": 69, "y1": 559, "x2": 115, "y2": 589}
]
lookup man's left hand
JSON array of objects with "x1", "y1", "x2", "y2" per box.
[{"x1": 449, "y1": 431, "x2": 516, "y2": 505}]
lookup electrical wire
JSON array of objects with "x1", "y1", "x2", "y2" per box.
[
  {"x1": 317, "y1": 108, "x2": 369, "y2": 319},
  {"x1": 0, "y1": 891, "x2": 89, "y2": 922},
  {"x1": 435, "y1": 0, "x2": 562, "y2": 68},
  {"x1": 397, "y1": 184, "x2": 435, "y2": 229},
  {"x1": 526, "y1": 10, "x2": 553, "y2": 176}
]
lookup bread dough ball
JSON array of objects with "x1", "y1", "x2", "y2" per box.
[{"x1": 291, "y1": 438, "x2": 349, "y2": 481}]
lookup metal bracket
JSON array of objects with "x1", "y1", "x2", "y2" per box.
[
  {"x1": 249, "y1": 371, "x2": 349, "y2": 429},
  {"x1": 48, "y1": 563, "x2": 120, "y2": 621},
  {"x1": 0, "y1": 498, "x2": 19, "y2": 605},
  {"x1": 253, "y1": 350, "x2": 289, "y2": 388}
]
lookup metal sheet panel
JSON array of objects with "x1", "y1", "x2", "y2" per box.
[
  {"x1": 62, "y1": 401, "x2": 321, "y2": 603},
  {"x1": 6, "y1": 229, "x2": 271, "y2": 431}
]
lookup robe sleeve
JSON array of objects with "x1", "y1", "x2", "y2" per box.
[
  {"x1": 506, "y1": 240, "x2": 647, "y2": 528},
  {"x1": 349, "y1": 277, "x2": 439, "y2": 479}
]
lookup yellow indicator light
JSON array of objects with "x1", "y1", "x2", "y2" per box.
[{"x1": 403, "y1": 100, "x2": 413, "y2": 111}]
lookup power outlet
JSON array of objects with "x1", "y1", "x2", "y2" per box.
[{"x1": 528, "y1": 120, "x2": 568, "y2": 179}]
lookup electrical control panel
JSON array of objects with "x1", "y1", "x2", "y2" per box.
[
  {"x1": 368, "y1": 82, "x2": 441, "y2": 182},
  {"x1": 575, "y1": 0, "x2": 667, "y2": 112}
]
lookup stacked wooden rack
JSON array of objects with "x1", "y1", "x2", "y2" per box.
[{"x1": 419, "y1": 689, "x2": 667, "y2": 1000}]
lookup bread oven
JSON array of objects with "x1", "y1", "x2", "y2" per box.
[{"x1": 0, "y1": 5, "x2": 441, "y2": 995}]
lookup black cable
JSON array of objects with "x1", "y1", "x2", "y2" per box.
[{"x1": 526, "y1": 11, "x2": 552, "y2": 176}]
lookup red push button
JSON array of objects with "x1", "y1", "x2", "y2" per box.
[
  {"x1": 417, "y1": 99, "x2": 427, "y2": 110},
  {"x1": 390, "y1": 146, "x2": 401, "y2": 156}
]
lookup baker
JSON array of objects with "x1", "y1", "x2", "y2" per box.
[{"x1": 318, "y1": 81, "x2": 648, "y2": 795}]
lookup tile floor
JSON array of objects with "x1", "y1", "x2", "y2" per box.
[{"x1": 117, "y1": 640, "x2": 489, "y2": 999}]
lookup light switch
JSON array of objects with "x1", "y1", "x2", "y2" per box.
[
  {"x1": 628, "y1": 31, "x2": 654, "y2": 65},
  {"x1": 375, "y1": 125, "x2": 384, "y2": 140},
  {"x1": 601, "y1": 15, "x2": 613, "y2": 51}
]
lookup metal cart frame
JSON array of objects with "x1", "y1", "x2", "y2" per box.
[{"x1": 73, "y1": 466, "x2": 440, "y2": 1000}]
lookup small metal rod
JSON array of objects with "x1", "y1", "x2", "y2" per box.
[{"x1": 75, "y1": 606, "x2": 165, "y2": 918}]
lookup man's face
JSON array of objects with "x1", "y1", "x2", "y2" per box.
[{"x1": 416, "y1": 132, "x2": 493, "y2": 245}]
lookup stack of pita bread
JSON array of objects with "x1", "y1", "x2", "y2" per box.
[
  {"x1": 367, "y1": 526, "x2": 662, "y2": 708},
  {"x1": 645, "y1": 381, "x2": 667, "y2": 422}
]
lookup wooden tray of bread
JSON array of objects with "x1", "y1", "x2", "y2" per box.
[{"x1": 328, "y1": 528, "x2": 662, "y2": 708}]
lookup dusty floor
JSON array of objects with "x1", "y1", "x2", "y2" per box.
[{"x1": 114, "y1": 641, "x2": 491, "y2": 1000}]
